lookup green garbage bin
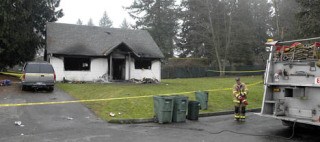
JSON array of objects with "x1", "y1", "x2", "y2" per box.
[
  {"x1": 172, "y1": 95, "x2": 188, "y2": 123},
  {"x1": 195, "y1": 91, "x2": 208, "y2": 110},
  {"x1": 187, "y1": 101, "x2": 200, "y2": 120},
  {"x1": 153, "y1": 96, "x2": 174, "y2": 123}
]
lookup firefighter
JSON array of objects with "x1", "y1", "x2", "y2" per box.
[{"x1": 233, "y1": 77, "x2": 248, "y2": 121}]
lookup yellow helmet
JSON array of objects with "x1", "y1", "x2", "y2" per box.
[{"x1": 267, "y1": 39, "x2": 274, "y2": 42}]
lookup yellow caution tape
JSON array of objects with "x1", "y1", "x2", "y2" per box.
[
  {"x1": 0, "y1": 96, "x2": 153, "y2": 107},
  {"x1": 207, "y1": 70, "x2": 265, "y2": 73},
  {"x1": 0, "y1": 81, "x2": 263, "y2": 107}
]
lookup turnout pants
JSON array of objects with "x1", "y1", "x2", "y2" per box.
[{"x1": 234, "y1": 103, "x2": 246, "y2": 119}]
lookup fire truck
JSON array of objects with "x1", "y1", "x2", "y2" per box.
[{"x1": 258, "y1": 37, "x2": 320, "y2": 127}]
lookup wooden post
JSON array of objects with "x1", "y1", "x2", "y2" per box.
[
  {"x1": 128, "y1": 53, "x2": 131, "y2": 80},
  {"x1": 110, "y1": 54, "x2": 113, "y2": 81}
]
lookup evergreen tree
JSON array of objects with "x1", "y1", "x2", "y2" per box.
[
  {"x1": 99, "y1": 11, "x2": 113, "y2": 28},
  {"x1": 76, "y1": 18, "x2": 83, "y2": 25},
  {"x1": 177, "y1": 0, "x2": 273, "y2": 74},
  {"x1": 120, "y1": 19, "x2": 130, "y2": 29},
  {"x1": 87, "y1": 18, "x2": 94, "y2": 26},
  {"x1": 228, "y1": 0, "x2": 256, "y2": 65},
  {"x1": 249, "y1": 0, "x2": 273, "y2": 64},
  {"x1": 177, "y1": 0, "x2": 231, "y2": 75},
  {"x1": 249, "y1": 0, "x2": 272, "y2": 43},
  {"x1": 0, "y1": 0, "x2": 63, "y2": 69},
  {"x1": 177, "y1": 0, "x2": 208, "y2": 58},
  {"x1": 126, "y1": 0, "x2": 179, "y2": 58},
  {"x1": 296, "y1": 0, "x2": 320, "y2": 38},
  {"x1": 272, "y1": 0, "x2": 299, "y2": 40}
]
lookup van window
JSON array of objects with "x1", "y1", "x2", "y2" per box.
[
  {"x1": 24, "y1": 64, "x2": 40, "y2": 73},
  {"x1": 24, "y1": 64, "x2": 54, "y2": 73},
  {"x1": 40, "y1": 64, "x2": 54, "y2": 73}
]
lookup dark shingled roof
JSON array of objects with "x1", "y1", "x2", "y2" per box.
[{"x1": 46, "y1": 22, "x2": 164, "y2": 58}]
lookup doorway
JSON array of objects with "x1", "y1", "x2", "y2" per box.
[{"x1": 112, "y1": 59, "x2": 125, "y2": 80}]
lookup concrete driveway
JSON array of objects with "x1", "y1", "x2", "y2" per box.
[{"x1": 0, "y1": 81, "x2": 319, "y2": 142}]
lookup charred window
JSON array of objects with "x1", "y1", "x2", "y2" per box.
[
  {"x1": 135, "y1": 59, "x2": 152, "y2": 69},
  {"x1": 64, "y1": 57, "x2": 91, "y2": 71}
]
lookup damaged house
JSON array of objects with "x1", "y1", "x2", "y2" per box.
[{"x1": 46, "y1": 22, "x2": 164, "y2": 82}]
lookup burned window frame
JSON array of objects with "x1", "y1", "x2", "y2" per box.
[
  {"x1": 134, "y1": 58, "x2": 152, "y2": 70},
  {"x1": 64, "y1": 57, "x2": 91, "y2": 71}
]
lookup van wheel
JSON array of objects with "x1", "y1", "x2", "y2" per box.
[
  {"x1": 21, "y1": 85, "x2": 27, "y2": 91},
  {"x1": 48, "y1": 87, "x2": 54, "y2": 92}
]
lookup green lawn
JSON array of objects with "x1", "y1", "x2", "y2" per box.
[{"x1": 57, "y1": 76, "x2": 264, "y2": 121}]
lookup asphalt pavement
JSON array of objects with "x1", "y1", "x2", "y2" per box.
[{"x1": 0, "y1": 83, "x2": 319, "y2": 142}]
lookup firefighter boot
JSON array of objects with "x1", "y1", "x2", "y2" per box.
[
  {"x1": 240, "y1": 106, "x2": 246, "y2": 122},
  {"x1": 234, "y1": 106, "x2": 240, "y2": 121}
]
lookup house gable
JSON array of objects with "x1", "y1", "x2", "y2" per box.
[{"x1": 104, "y1": 42, "x2": 140, "y2": 58}]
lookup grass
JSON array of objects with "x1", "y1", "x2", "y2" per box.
[{"x1": 57, "y1": 76, "x2": 264, "y2": 121}]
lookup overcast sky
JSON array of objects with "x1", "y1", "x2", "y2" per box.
[{"x1": 57, "y1": 0, "x2": 135, "y2": 28}]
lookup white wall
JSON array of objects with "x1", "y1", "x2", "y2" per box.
[
  {"x1": 50, "y1": 56, "x2": 108, "y2": 82},
  {"x1": 126, "y1": 58, "x2": 161, "y2": 81},
  {"x1": 50, "y1": 55, "x2": 161, "y2": 82}
]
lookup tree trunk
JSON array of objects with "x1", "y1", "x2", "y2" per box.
[
  {"x1": 223, "y1": 10, "x2": 233, "y2": 76},
  {"x1": 206, "y1": 0, "x2": 223, "y2": 76},
  {"x1": 273, "y1": 0, "x2": 281, "y2": 39}
]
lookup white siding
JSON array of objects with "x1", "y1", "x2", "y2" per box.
[
  {"x1": 50, "y1": 56, "x2": 108, "y2": 82},
  {"x1": 126, "y1": 59, "x2": 161, "y2": 81},
  {"x1": 50, "y1": 56, "x2": 64, "y2": 81},
  {"x1": 50, "y1": 56, "x2": 161, "y2": 82}
]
